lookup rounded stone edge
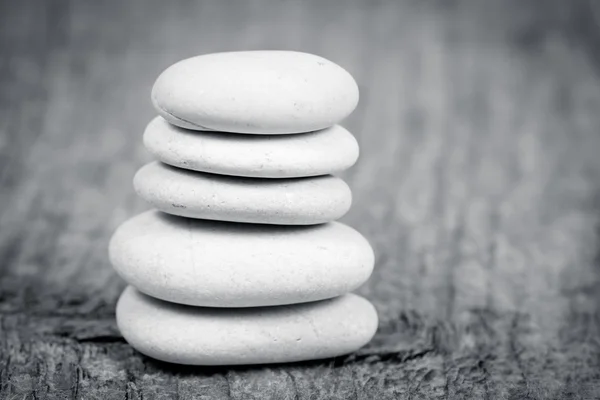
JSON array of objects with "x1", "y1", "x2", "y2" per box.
[
  {"x1": 143, "y1": 117, "x2": 361, "y2": 179},
  {"x1": 150, "y1": 51, "x2": 360, "y2": 134},
  {"x1": 132, "y1": 162, "x2": 353, "y2": 225},
  {"x1": 116, "y1": 286, "x2": 379, "y2": 365},
  {"x1": 108, "y1": 211, "x2": 375, "y2": 308}
]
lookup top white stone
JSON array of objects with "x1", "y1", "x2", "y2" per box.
[{"x1": 151, "y1": 51, "x2": 359, "y2": 134}]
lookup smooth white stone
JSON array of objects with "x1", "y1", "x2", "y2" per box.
[
  {"x1": 151, "y1": 51, "x2": 359, "y2": 134},
  {"x1": 143, "y1": 117, "x2": 359, "y2": 178},
  {"x1": 109, "y1": 211, "x2": 374, "y2": 307},
  {"x1": 133, "y1": 161, "x2": 352, "y2": 225},
  {"x1": 117, "y1": 286, "x2": 378, "y2": 365}
]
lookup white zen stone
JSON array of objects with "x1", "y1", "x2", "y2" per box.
[
  {"x1": 117, "y1": 286, "x2": 378, "y2": 365},
  {"x1": 109, "y1": 211, "x2": 374, "y2": 307},
  {"x1": 143, "y1": 117, "x2": 359, "y2": 178},
  {"x1": 133, "y1": 161, "x2": 351, "y2": 225},
  {"x1": 151, "y1": 51, "x2": 359, "y2": 134}
]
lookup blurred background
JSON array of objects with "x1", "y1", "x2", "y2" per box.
[{"x1": 3, "y1": 0, "x2": 600, "y2": 398}]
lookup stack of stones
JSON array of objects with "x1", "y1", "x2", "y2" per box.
[{"x1": 109, "y1": 51, "x2": 378, "y2": 365}]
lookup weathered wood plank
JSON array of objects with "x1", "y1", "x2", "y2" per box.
[{"x1": 3, "y1": 0, "x2": 600, "y2": 398}]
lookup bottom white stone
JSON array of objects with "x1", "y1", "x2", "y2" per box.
[{"x1": 116, "y1": 286, "x2": 378, "y2": 365}]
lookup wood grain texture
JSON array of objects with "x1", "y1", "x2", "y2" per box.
[{"x1": 2, "y1": 0, "x2": 600, "y2": 398}]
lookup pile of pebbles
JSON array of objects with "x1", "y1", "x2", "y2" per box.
[{"x1": 109, "y1": 51, "x2": 377, "y2": 365}]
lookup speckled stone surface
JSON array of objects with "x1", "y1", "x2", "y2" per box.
[
  {"x1": 133, "y1": 161, "x2": 352, "y2": 225},
  {"x1": 109, "y1": 211, "x2": 374, "y2": 307},
  {"x1": 143, "y1": 117, "x2": 359, "y2": 178},
  {"x1": 117, "y1": 286, "x2": 378, "y2": 365},
  {"x1": 151, "y1": 51, "x2": 359, "y2": 134}
]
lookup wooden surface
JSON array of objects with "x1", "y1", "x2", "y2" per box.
[{"x1": 2, "y1": 0, "x2": 600, "y2": 398}]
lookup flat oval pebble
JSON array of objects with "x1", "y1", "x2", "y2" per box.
[
  {"x1": 109, "y1": 211, "x2": 374, "y2": 307},
  {"x1": 143, "y1": 117, "x2": 359, "y2": 178},
  {"x1": 117, "y1": 286, "x2": 378, "y2": 365},
  {"x1": 151, "y1": 51, "x2": 359, "y2": 134},
  {"x1": 133, "y1": 161, "x2": 352, "y2": 225}
]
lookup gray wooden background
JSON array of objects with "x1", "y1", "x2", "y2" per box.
[{"x1": 2, "y1": 0, "x2": 600, "y2": 398}]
